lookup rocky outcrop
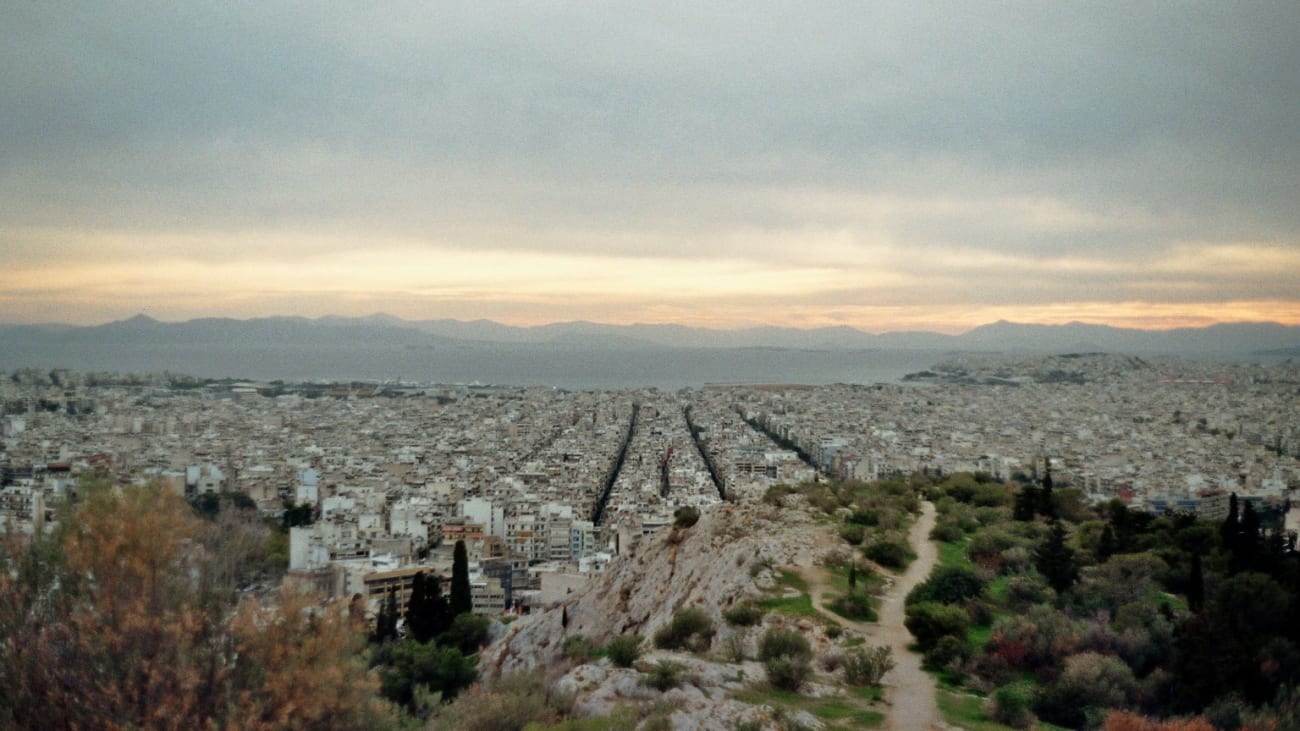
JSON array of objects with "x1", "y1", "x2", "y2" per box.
[{"x1": 481, "y1": 499, "x2": 835, "y2": 680}]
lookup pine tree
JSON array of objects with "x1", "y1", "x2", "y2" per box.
[
  {"x1": 848, "y1": 561, "x2": 857, "y2": 591},
  {"x1": 450, "y1": 539, "x2": 472, "y2": 618}
]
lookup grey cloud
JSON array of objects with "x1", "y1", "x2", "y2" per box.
[{"x1": 1, "y1": 2, "x2": 1296, "y2": 272}]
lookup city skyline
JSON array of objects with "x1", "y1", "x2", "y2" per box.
[{"x1": 3, "y1": 3, "x2": 1298, "y2": 333}]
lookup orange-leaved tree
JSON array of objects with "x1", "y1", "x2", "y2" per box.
[{"x1": 0, "y1": 475, "x2": 393, "y2": 730}]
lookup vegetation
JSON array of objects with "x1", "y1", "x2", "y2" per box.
[
  {"x1": 913, "y1": 470, "x2": 1300, "y2": 729},
  {"x1": 842, "y1": 646, "x2": 895, "y2": 687},
  {"x1": 759, "y1": 627, "x2": 814, "y2": 691},
  {"x1": 0, "y1": 475, "x2": 394, "y2": 729},
  {"x1": 604, "y1": 634, "x2": 643, "y2": 668},
  {"x1": 652, "y1": 607, "x2": 714, "y2": 651}
]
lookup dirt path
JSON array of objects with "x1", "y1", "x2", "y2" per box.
[{"x1": 805, "y1": 500, "x2": 943, "y2": 730}]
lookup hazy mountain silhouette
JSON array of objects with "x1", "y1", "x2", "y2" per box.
[{"x1": 0, "y1": 315, "x2": 1295, "y2": 386}]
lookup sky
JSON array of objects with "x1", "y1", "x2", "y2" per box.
[{"x1": 2, "y1": 2, "x2": 1298, "y2": 334}]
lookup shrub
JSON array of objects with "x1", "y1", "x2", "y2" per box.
[
  {"x1": 1003, "y1": 573, "x2": 1055, "y2": 610},
  {"x1": 842, "y1": 646, "x2": 894, "y2": 686},
  {"x1": 723, "y1": 602, "x2": 765, "y2": 626},
  {"x1": 829, "y1": 590, "x2": 876, "y2": 621},
  {"x1": 987, "y1": 682, "x2": 1036, "y2": 729},
  {"x1": 653, "y1": 607, "x2": 714, "y2": 651},
  {"x1": 645, "y1": 660, "x2": 686, "y2": 691},
  {"x1": 759, "y1": 627, "x2": 813, "y2": 691},
  {"x1": 1034, "y1": 651, "x2": 1138, "y2": 729},
  {"x1": 923, "y1": 634, "x2": 970, "y2": 670},
  {"x1": 764, "y1": 656, "x2": 813, "y2": 692},
  {"x1": 864, "y1": 540, "x2": 911, "y2": 569},
  {"x1": 432, "y1": 669, "x2": 563, "y2": 731},
  {"x1": 906, "y1": 565, "x2": 986, "y2": 606},
  {"x1": 604, "y1": 634, "x2": 642, "y2": 668},
  {"x1": 838, "y1": 523, "x2": 866, "y2": 544},
  {"x1": 930, "y1": 519, "x2": 966, "y2": 543},
  {"x1": 562, "y1": 634, "x2": 597, "y2": 660},
  {"x1": 672, "y1": 506, "x2": 700, "y2": 529},
  {"x1": 847, "y1": 508, "x2": 880, "y2": 526},
  {"x1": 759, "y1": 627, "x2": 811, "y2": 662},
  {"x1": 904, "y1": 601, "x2": 968, "y2": 650}
]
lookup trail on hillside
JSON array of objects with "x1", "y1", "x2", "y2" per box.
[{"x1": 805, "y1": 500, "x2": 943, "y2": 730}]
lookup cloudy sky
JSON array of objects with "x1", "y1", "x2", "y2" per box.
[{"x1": 2, "y1": 2, "x2": 1298, "y2": 332}]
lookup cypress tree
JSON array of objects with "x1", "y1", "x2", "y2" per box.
[
  {"x1": 1188, "y1": 550, "x2": 1205, "y2": 613},
  {"x1": 1039, "y1": 458, "x2": 1055, "y2": 518},
  {"x1": 1036, "y1": 520, "x2": 1078, "y2": 594},
  {"x1": 1013, "y1": 484, "x2": 1039, "y2": 521},
  {"x1": 1097, "y1": 523, "x2": 1117, "y2": 562},
  {"x1": 848, "y1": 561, "x2": 857, "y2": 591},
  {"x1": 1222, "y1": 493, "x2": 1240, "y2": 553},
  {"x1": 372, "y1": 587, "x2": 399, "y2": 643},
  {"x1": 450, "y1": 539, "x2": 473, "y2": 618},
  {"x1": 406, "y1": 571, "x2": 451, "y2": 643}
]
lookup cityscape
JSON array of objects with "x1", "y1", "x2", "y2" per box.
[{"x1": 5, "y1": 353, "x2": 1297, "y2": 623}]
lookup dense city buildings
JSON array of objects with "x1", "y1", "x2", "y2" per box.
[{"x1": 3, "y1": 355, "x2": 1298, "y2": 616}]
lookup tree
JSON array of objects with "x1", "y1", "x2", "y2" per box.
[
  {"x1": 1039, "y1": 458, "x2": 1055, "y2": 518},
  {"x1": 1187, "y1": 550, "x2": 1205, "y2": 613},
  {"x1": 373, "y1": 587, "x2": 400, "y2": 644},
  {"x1": 1013, "y1": 485, "x2": 1040, "y2": 522},
  {"x1": 405, "y1": 571, "x2": 450, "y2": 644},
  {"x1": 0, "y1": 478, "x2": 393, "y2": 730},
  {"x1": 450, "y1": 540, "x2": 472, "y2": 618},
  {"x1": 1036, "y1": 520, "x2": 1078, "y2": 594}
]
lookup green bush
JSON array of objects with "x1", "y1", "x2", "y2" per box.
[
  {"x1": 922, "y1": 634, "x2": 970, "y2": 670},
  {"x1": 764, "y1": 656, "x2": 813, "y2": 692},
  {"x1": 759, "y1": 627, "x2": 813, "y2": 691},
  {"x1": 672, "y1": 506, "x2": 700, "y2": 529},
  {"x1": 829, "y1": 590, "x2": 876, "y2": 621},
  {"x1": 1033, "y1": 651, "x2": 1137, "y2": 728},
  {"x1": 842, "y1": 646, "x2": 894, "y2": 686},
  {"x1": 903, "y1": 602, "x2": 968, "y2": 650},
  {"x1": 987, "y1": 682, "x2": 1036, "y2": 729},
  {"x1": 863, "y1": 540, "x2": 911, "y2": 569},
  {"x1": 562, "y1": 634, "x2": 597, "y2": 660},
  {"x1": 929, "y1": 519, "x2": 966, "y2": 543},
  {"x1": 759, "y1": 627, "x2": 812, "y2": 662},
  {"x1": 377, "y1": 640, "x2": 478, "y2": 713},
  {"x1": 653, "y1": 607, "x2": 714, "y2": 651},
  {"x1": 906, "y1": 565, "x2": 986, "y2": 607},
  {"x1": 604, "y1": 634, "x2": 642, "y2": 668},
  {"x1": 645, "y1": 660, "x2": 686, "y2": 691},
  {"x1": 847, "y1": 508, "x2": 880, "y2": 526},
  {"x1": 838, "y1": 523, "x2": 866, "y2": 544},
  {"x1": 723, "y1": 601, "x2": 765, "y2": 626}
]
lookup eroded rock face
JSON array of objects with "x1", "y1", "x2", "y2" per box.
[{"x1": 480, "y1": 499, "x2": 831, "y2": 680}]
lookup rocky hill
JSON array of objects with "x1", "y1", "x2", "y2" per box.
[{"x1": 478, "y1": 498, "x2": 865, "y2": 729}]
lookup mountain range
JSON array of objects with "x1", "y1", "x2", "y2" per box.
[
  {"x1": 1, "y1": 314, "x2": 1296, "y2": 386},
  {"x1": 4, "y1": 313, "x2": 1296, "y2": 354}
]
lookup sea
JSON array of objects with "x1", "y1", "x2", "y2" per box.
[{"x1": 0, "y1": 341, "x2": 947, "y2": 390}]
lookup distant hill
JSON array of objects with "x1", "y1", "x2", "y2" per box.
[{"x1": 0, "y1": 314, "x2": 1296, "y2": 385}]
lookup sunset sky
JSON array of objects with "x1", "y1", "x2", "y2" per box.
[{"x1": 2, "y1": 3, "x2": 1298, "y2": 333}]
